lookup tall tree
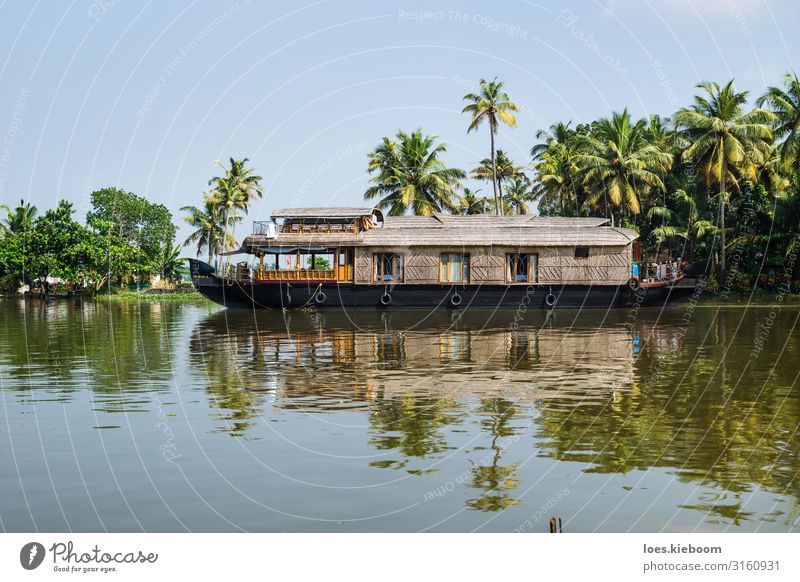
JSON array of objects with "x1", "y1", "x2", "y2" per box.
[
  {"x1": 462, "y1": 78, "x2": 520, "y2": 215},
  {"x1": 503, "y1": 178, "x2": 534, "y2": 215},
  {"x1": 181, "y1": 197, "x2": 232, "y2": 266},
  {"x1": 207, "y1": 157, "x2": 264, "y2": 259},
  {"x1": 675, "y1": 80, "x2": 775, "y2": 278},
  {"x1": 531, "y1": 122, "x2": 585, "y2": 215},
  {"x1": 757, "y1": 70, "x2": 800, "y2": 177},
  {"x1": 470, "y1": 149, "x2": 525, "y2": 202},
  {"x1": 575, "y1": 109, "x2": 672, "y2": 222},
  {"x1": 364, "y1": 129, "x2": 465, "y2": 216},
  {"x1": 86, "y1": 187, "x2": 176, "y2": 283}
]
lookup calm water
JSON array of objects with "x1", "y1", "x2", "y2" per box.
[{"x1": 1, "y1": 298, "x2": 798, "y2": 532}]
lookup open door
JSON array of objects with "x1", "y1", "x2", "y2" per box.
[{"x1": 337, "y1": 248, "x2": 354, "y2": 281}]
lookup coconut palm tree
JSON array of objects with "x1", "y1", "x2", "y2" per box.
[
  {"x1": 503, "y1": 178, "x2": 534, "y2": 215},
  {"x1": 462, "y1": 78, "x2": 520, "y2": 215},
  {"x1": 647, "y1": 187, "x2": 717, "y2": 261},
  {"x1": 364, "y1": 129, "x2": 466, "y2": 216},
  {"x1": 530, "y1": 121, "x2": 577, "y2": 159},
  {"x1": 575, "y1": 109, "x2": 673, "y2": 223},
  {"x1": 459, "y1": 188, "x2": 490, "y2": 215},
  {"x1": 1, "y1": 199, "x2": 38, "y2": 234},
  {"x1": 757, "y1": 70, "x2": 800, "y2": 176},
  {"x1": 530, "y1": 123, "x2": 585, "y2": 215},
  {"x1": 675, "y1": 80, "x2": 776, "y2": 278},
  {"x1": 207, "y1": 157, "x2": 264, "y2": 259},
  {"x1": 470, "y1": 149, "x2": 525, "y2": 205},
  {"x1": 181, "y1": 197, "x2": 234, "y2": 266}
]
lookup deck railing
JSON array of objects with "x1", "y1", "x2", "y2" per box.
[
  {"x1": 255, "y1": 269, "x2": 337, "y2": 281},
  {"x1": 279, "y1": 222, "x2": 356, "y2": 234}
]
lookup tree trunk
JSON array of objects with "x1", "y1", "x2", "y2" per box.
[
  {"x1": 222, "y1": 208, "x2": 229, "y2": 270},
  {"x1": 489, "y1": 129, "x2": 500, "y2": 216},
  {"x1": 497, "y1": 178, "x2": 504, "y2": 214},
  {"x1": 719, "y1": 175, "x2": 726, "y2": 280}
]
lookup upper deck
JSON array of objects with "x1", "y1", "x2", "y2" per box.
[{"x1": 246, "y1": 208, "x2": 637, "y2": 249}]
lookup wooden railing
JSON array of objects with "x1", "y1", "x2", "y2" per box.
[
  {"x1": 256, "y1": 269, "x2": 337, "y2": 281},
  {"x1": 279, "y1": 222, "x2": 357, "y2": 234}
]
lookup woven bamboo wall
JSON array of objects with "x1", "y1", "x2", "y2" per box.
[{"x1": 353, "y1": 244, "x2": 631, "y2": 285}]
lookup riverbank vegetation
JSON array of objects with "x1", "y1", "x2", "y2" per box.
[
  {"x1": 364, "y1": 73, "x2": 800, "y2": 293},
  {"x1": 0, "y1": 188, "x2": 184, "y2": 295}
]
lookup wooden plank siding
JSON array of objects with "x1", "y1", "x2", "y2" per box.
[{"x1": 353, "y1": 244, "x2": 631, "y2": 285}]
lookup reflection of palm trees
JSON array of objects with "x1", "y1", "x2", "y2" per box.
[
  {"x1": 189, "y1": 315, "x2": 267, "y2": 436},
  {"x1": 467, "y1": 398, "x2": 522, "y2": 511},
  {"x1": 369, "y1": 395, "x2": 462, "y2": 458},
  {"x1": 187, "y1": 307, "x2": 800, "y2": 525},
  {"x1": 535, "y1": 309, "x2": 800, "y2": 526}
]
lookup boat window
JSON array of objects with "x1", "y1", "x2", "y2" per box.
[
  {"x1": 373, "y1": 253, "x2": 403, "y2": 282},
  {"x1": 440, "y1": 253, "x2": 470, "y2": 283},
  {"x1": 574, "y1": 246, "x2": 589, "y2": 259},
  {"x1": 507, "y1": 253, "x2": 538, "y2": 283}
]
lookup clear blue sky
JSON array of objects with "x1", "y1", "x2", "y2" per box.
[{"x1": 0, "y1": 0, "x2": 797, "y2": 244}]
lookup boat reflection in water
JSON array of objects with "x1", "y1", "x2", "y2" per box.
[
  {"x1": 2, "y1": 299, "x2": 797, "y2": 531},
  {"x1": 189, "y1": 307, "x2": 800, "y2": 530}
]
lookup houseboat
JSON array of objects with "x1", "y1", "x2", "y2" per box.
[{"x1": 188, "y1": 207, "x2": 694, "y2": 309}]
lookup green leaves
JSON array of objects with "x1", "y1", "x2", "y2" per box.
[{"x1": 365, "y1": 129, "x2": 465, "y2": 216}]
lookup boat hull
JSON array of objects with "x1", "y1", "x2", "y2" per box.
[{"x1": 192, "y1": 274, "x2": 695, "y2": 309}]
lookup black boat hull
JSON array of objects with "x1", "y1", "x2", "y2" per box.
[{"x1": 192, "y1": 274, "x2": 695, "y2": 309}]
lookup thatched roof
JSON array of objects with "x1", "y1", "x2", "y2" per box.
[
  {"x1": 245, "y1": 211, "x2": 637, "y2": 249},
  {"x1": 271, "y1": 207, "x2": 383, "y2": 220}
]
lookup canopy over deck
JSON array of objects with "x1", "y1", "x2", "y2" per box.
[
  {"x1": 243, "y1": 211, "x2": 637, "y2": 251},
  {"x1": 271, "y1": 207, "x2": 384, "y2": 222}
]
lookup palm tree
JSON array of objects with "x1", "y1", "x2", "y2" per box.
[
  {"x1": 575, "y1": 109, "x2": 672, "y2": 223},
  {"x1": 675, "y1": 80, "x2": 776, "y2": 278},
  {"x1": 530, "y1": 123, "x2": 585, "y2": 215},
  {"x1": 462, "y1": 78, "x2": 520, "y2": 215},
  {"x1": 503, "y1": 178, "x2": 534, "y2": 215},
  {"x1": 207, "y1": 157, "x2": 264, "y2": 259},
  {"x1": 181, "y1": 198, "x2": 234, "y2": 266},
  {"x1": 1, "y1": 199, "x2": 38, "y2": 234},
  {"x1": 530, "y1": 121, "x2": 577, "y2": 159},
  {"x1": 459, "y1": 188, "x2": 490, "y2": 215},
  {"x1": 470, "y1": 149, "x2": 525, "y2": 205},
  {"x1": 757, "y1": 70, "x2": 800, "y2": 176},
  {"x1": 158, "y1": 244, "x2": 188, "y2": 282},
  {"x1": 364, "y1": 129, "x2": 466, "y2": 216},
  {"x1": 647, "y1": 185, "x2": 717, "y2": 260}
]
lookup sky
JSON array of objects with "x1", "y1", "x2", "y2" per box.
[{"x1": 0, "y1": 0, "x2": 797, "y2": 245}]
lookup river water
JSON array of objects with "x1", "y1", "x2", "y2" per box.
[{"x1": 1, "y1": 299, "x2": 798, "y2": 532}]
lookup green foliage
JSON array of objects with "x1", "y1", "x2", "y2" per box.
[
  {"x1": 462, "y1": 78, "x2": 520, "y2": 215},
  {"x1": 364, "y1": 129, "x2": 466, "y2": 216},
  {"x1": 306, "y1": 256, "x2": 332, "y2": 270},
  {"x1": 85, "y1": 187, "x2": 178, "y2": 285},
  {"x1": 206, "y1": 157, "x2": 264, "y2": 257},
  {"x1": 0, "y1": 189, "x2": 180, "y2": 294}
]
